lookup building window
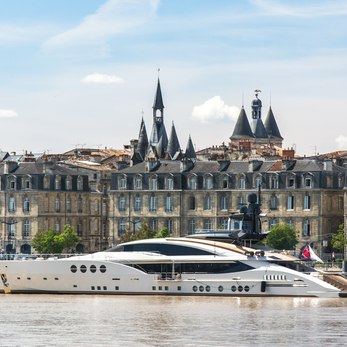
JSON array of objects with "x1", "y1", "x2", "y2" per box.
[
  {"x1": 23, "y1": 220, "x2": 30, "y2": 239},
  {"x1": 119, "y1": 218, "x2": 126, "y2": 235},
  {"x1": 55, "y1": 176, "x2": 61, "y2": 190},
  {"x1": 222, "y1": 176, "x2": 228, "y2": 189},
  {"x1": 303, "y1": 219, "x2": 310, "y2": 236},
  {"x1": 150, "y1": 218, "x2": 157, "y2": 231},
  {"x1": 188, "y1": 219, "x2": 196, "y2": 234},
  {"x1": 8, "y1": 176, "x2": 16, "y2": 190},
  {"x1": 134, "y1": 195, "x2": 141, "y2": 212},
  {"x1": 44, "y1": 176, "x2": 50, "y2": 190},
  {"x1": 119, "y1": 176, "x2": 127, "y2": 190},
  {"x1": 270, "y1": 218, "x2": 277, "y2": 229},
  {"x1": 219, "y1": 218, "x2": 228, "y2": 230},
  {"x1": 220, "y1": 195, "x2": 228, "y2": 210},
  {"x1": 77, "y1": 222, "x2": 83, "y2": 236},
  {"x1": 23, "y1": 177, "x2": 31, "y2": 189},
  {"x1": 239, "y1": 176, "x2": 245, "y2": 189},
  {"x1": 204, "y1": 195, "x2": 212, "y2": 210},
  {"x1": 66, "y1": 197, "x2": 72, "y2": 213},
  {"x1": 339, "y1": 197, "x2": 344, "y2": 210},
  {"x1": 55, "y1": 197, "x2": 60, "y2": 212},
  {"x1": 167, "y1": 177, "x2": 173, "y2": 190},
  {"x1": 304, "y1": 177, "x2": 312, "y2": 188},
  {"x1": 135, "y1": 176, "x2": 142, "y2": 190},
  {"x1": 66, "y1": 176, "x2": 72, "y2": 190},
  {"x1": 204, "y1": 219, "x2": 212, "y2": 230},
  {"x1": 8, "y1": 223, "x2": 15, "y2": 240},
  {"x1": 287, "y1": 194, "x2": 294, "y2": 210},
  {"x1": 149, "y1": 195, "x2": 157, "y2": 212},
  {"x1": 77, "y1": 197, "x2": 83, "y2": 213},
  {"x1": 55, "y1": 220, "x2": 60, "y2": 232},
  {"x1": 23, "y1": 197, "x2": 30, "y2": 212},
  {"x1": 255, "y1": 176, "x2": 262, "y2": 189},
  {"x1": 150, "y1": 177, "x2": 157, "y2": 191},
  {"x1": 119, "y1": 195, "x2": 126, "y2": 211},
  {"x1": 270, "y1": 194, "x2": 277, "y2": 210},
  {"x1": 189, "y1": 196, "x2": 196, "y2": 210},
  {"x1": 188, "y1": 176, "x2": 196, "y2": 190},
  {"x1": 167, "y1": 219, "x2": 173, "y2": 234},
  {"x1": 205, "y1": 176, "x2": 212, "y2": 190},
  {"x1": 304, "y1": 194, "x2": 311, "y2": 210},
  {"x1": 165, "y1": 194, "x2": 172, "y2": 212},
  {"x1": 288, "y1": 177, "x2": 295, "y2": 188},
  {"x1": 77, "y1": 176, "x2": 83, "y2": 191},
  {"x1": 270, "y1": 176, "x2": 278, "y2": 189}
]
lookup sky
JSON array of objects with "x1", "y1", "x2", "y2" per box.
[{"x1": 0, "y1": 0, "x2": 347, "y2": 156}]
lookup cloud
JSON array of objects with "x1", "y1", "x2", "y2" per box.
[
  {"x1": 192, "y1": 96, "x2": 240, "y2": 124},
  {"x1": 81, "y1": 73, "x2": 124, "y2": 84},
  {"x1": 335, "y1": 135, "x2": 347, "y2": 149},
  {"x1": 251, "y1": 0, "x2": 347, "y2": 17},
  {"x1": 0, "y1": 110, "x2": 18, "y2": 118},
  {"x1": 44, "y1": 0, "x2": 159, "y2": 48}
]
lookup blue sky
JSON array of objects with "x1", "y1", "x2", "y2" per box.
[{"x1": 0, "y1": 0, "x2": 346, "y2": 156}]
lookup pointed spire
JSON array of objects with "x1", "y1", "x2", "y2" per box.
[
  {"x1": 153, "y1": 78, "x2": 164, "y2": 111},
  {"x1": 230, "y1": 108, "x2": 254, "y2": 140},
  {"x1": 167, "y1": 122, "x2": 181, "y2": 159},
  {"x1": 185, "y1": 135, "x2": 196, "y2": 159},
  {"x1": 137, "y1": 117, "x2": 148, "y2": 159},
  {"x1": 251, "y1": 118, "x2": 268, "y2": 138},
  {"x1": 264, "y1": 107, "x2": 282, "y2": 139}
]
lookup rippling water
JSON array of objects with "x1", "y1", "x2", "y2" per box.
[{"x1": 0, "y1": 295, "x2": 346, "y2": 347}]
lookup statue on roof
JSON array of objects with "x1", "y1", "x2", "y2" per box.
[{"x1": 251, "y1": 89, "x2": 262, "y2": 119}]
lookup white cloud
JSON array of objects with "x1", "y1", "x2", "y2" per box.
[
  {"x1": 335, "y1": 135, "x2": 347, "y2": 149},
  {"x1": 0, "y1": 109, "x2": 18, "y2": 118},
  {"x1": 252, "y1": 0, "x2": 347, "y2": 17},
  {"x1": 44, "y1": 0, "x2": 158, "y2": 48},
  {"x1": 81, "y1": 73, "x2": 124, "y2": 84},
  {"x1": 192, "y1": 96, "x2": 240, "y2": 124}
]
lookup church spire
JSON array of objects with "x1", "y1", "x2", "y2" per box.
[
  {"x1": 185, "y1": 135, "x2": 196, "y2": 159},
  {"x1": 167, "y1": 122, "x2": 181, "y2": 159}
]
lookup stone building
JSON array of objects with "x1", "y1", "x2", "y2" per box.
[{"x1": 109, "y1": 81, "x2": 346, "y2": 255}]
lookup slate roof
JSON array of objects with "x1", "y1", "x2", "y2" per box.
[
  {"x1": 264, "y1": 107, "x2": 283, "y2": 139},
  {"x1": 230, "y1": 108, "x2": 254, "y2": 139}
]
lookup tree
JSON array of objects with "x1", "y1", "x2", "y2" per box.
[
  {"x1": 331, "y1": 223, "x2": 346, "y2": 252},
  {"x1": 32, "y1": 224, "x2": 80, "y2": 254},
  {"x1": 119, "y1": 224, "x2": 170, "y2": 243},
  {"x1": 265, "y1": 223, "x2": 298, "y2": 250}
]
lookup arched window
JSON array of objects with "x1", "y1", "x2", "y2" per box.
[
  {"x1": 23, "y1": 220, "x2": 30, "y2": 239},
  {"x1": 77, "y1": 196, "x2": 83, "y2": 213},
  {"x1": 22, "y1": 175, "x2": 31, "y2": 189},
  {"x1": 165, "y1": 194, "x2": 172, "y2": 212},
  {"x1": 167, "y1": 176, "x2": 174, "y2": 190},
  {"x1": 222, "y1": 175, "x2": 229, "y2": 189},
  {"x1": 270, "y1": 194, "x2": 278, "y2": 209},
  {"x1": 134, "y1": 195, "x2": 141, "y2": 211},
  {"x1": 8, "y1": 176, "x2": 16, "y2": 190},
  {"x1": 204, "y1": 194, "x2": 212, "y2": 210},
  {"x1": 205, "y1": 175, "x2": 213, "y2": 190},
  {"x1": 149, "y1": 195, "x2": 157, "y2": 212},
  {"x1": 55, "y1": 220, "x2": 60, "y2": 232},
  {"x1": 119, "y1": 175, "x2": 127, "y2": 189},
  {"x1": 188, "y1": 175, "x2": 196, "y2": 190},
  {"x1": 23, "y1": 197, "x2": 30, "y2": 212},
  {"x1": 55, "y1": 196, "x2": 60, "y2": 212},
  {"x1": 135, "y1": 175, "x2": 142, "y2": 190},
  {"x1": 66, "y1": 176, "x2": 72, "y2": 190},
  {"x1": 150, "y1": 176, "x2": 157, "y2": 191},
  {"x1": 66, "y1": 197, "x2": 72, "y2": 213},
  {"x1": 238, "y1": 176, "x2": 245, "y2": 189},
  {"x1": 55, "y1": 176, "x2": 61, "y2": 190},
  {"x1": 77, "y1": 176, "x2": 83, "y2": 191},
  {"x1": 118, "y1": 195, "x2": 126, "y2": 211}
]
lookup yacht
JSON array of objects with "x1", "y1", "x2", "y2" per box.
[{"x1": 0, "y1": 237, "x2": 345, "y2": 297}]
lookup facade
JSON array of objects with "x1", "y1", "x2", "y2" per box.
[{"x1": 0, "y1": 79, "x2": 346, "y2": 258}]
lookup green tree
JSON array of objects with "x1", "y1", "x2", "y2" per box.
[
  {"x1": 119, "y1": 224, "x2": 170, "y2": 243},
  {"x1": 32, "y1": 224, "x2": 80, "y2": 254},
  {"x1": 265, "y1": 223, "x2": 298, "y2": 250},
  {"x1": 331, "y1": 223, "x2": 346, "y2": 252}
]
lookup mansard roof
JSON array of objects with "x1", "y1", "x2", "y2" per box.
[
  {"x1": 230, "y1": 108, "x2": 254, "y2": 139},
  {"x1": 264, "y1": 107, "x2": 283, "y2": 139}
]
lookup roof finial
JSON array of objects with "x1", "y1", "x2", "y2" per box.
[
  {"x1": 242, "y1": 92, "x2": 244, "y2": 108},
  {"x1": 158, "y1": 67, "x2": 160, "y2": 78}
]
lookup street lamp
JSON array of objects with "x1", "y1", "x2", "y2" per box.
[{"x1": 128, "y1": 218, "x2": 140, "y2": 233}]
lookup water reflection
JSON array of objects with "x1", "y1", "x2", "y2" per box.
[{"x1": 0, "y1": 295, "x2": 346, "y2": 346}]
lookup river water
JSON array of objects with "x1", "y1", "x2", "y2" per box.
[{"x1": 0, "y1": 295, "x2": 346, "y2": 347}]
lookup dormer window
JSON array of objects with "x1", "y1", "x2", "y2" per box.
[
  {"x1": 77, "y1": 176, "x2": 83, "y2": 191},
  {"x1": 150, "y1": 176, "x2": 157, "y2": 191},
  {"x1": 66, "y1": 176, "x2": 72, "y2": 190},
  {"x1": 135, "y1": 176, "x2": 142, "y2": 190},
  {"x1": 205, "y1": 175, "x2": 213, "y2": 190},
  {"x1": 55, "y1": 176, "x2": 61, "y2": 190},
  {"x1": 167, "y1": 176, "x2": 173, "y2": 190},
  {"x1": 188, "y1": 175, "x2": 196, "y2": 190},
  {"x1": 305, "y1": 177, "x2": 311, "y2": 188},
  {"x1": 239, "y1": 176, "x2": 245, "y2": 189},
  {"x1": 119, "y1": 176, "x2": 127, "y2": 190}
]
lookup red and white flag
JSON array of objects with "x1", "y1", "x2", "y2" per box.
[{"x1": 301, "y1": 244, "x2": 323, "y2": 263}]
